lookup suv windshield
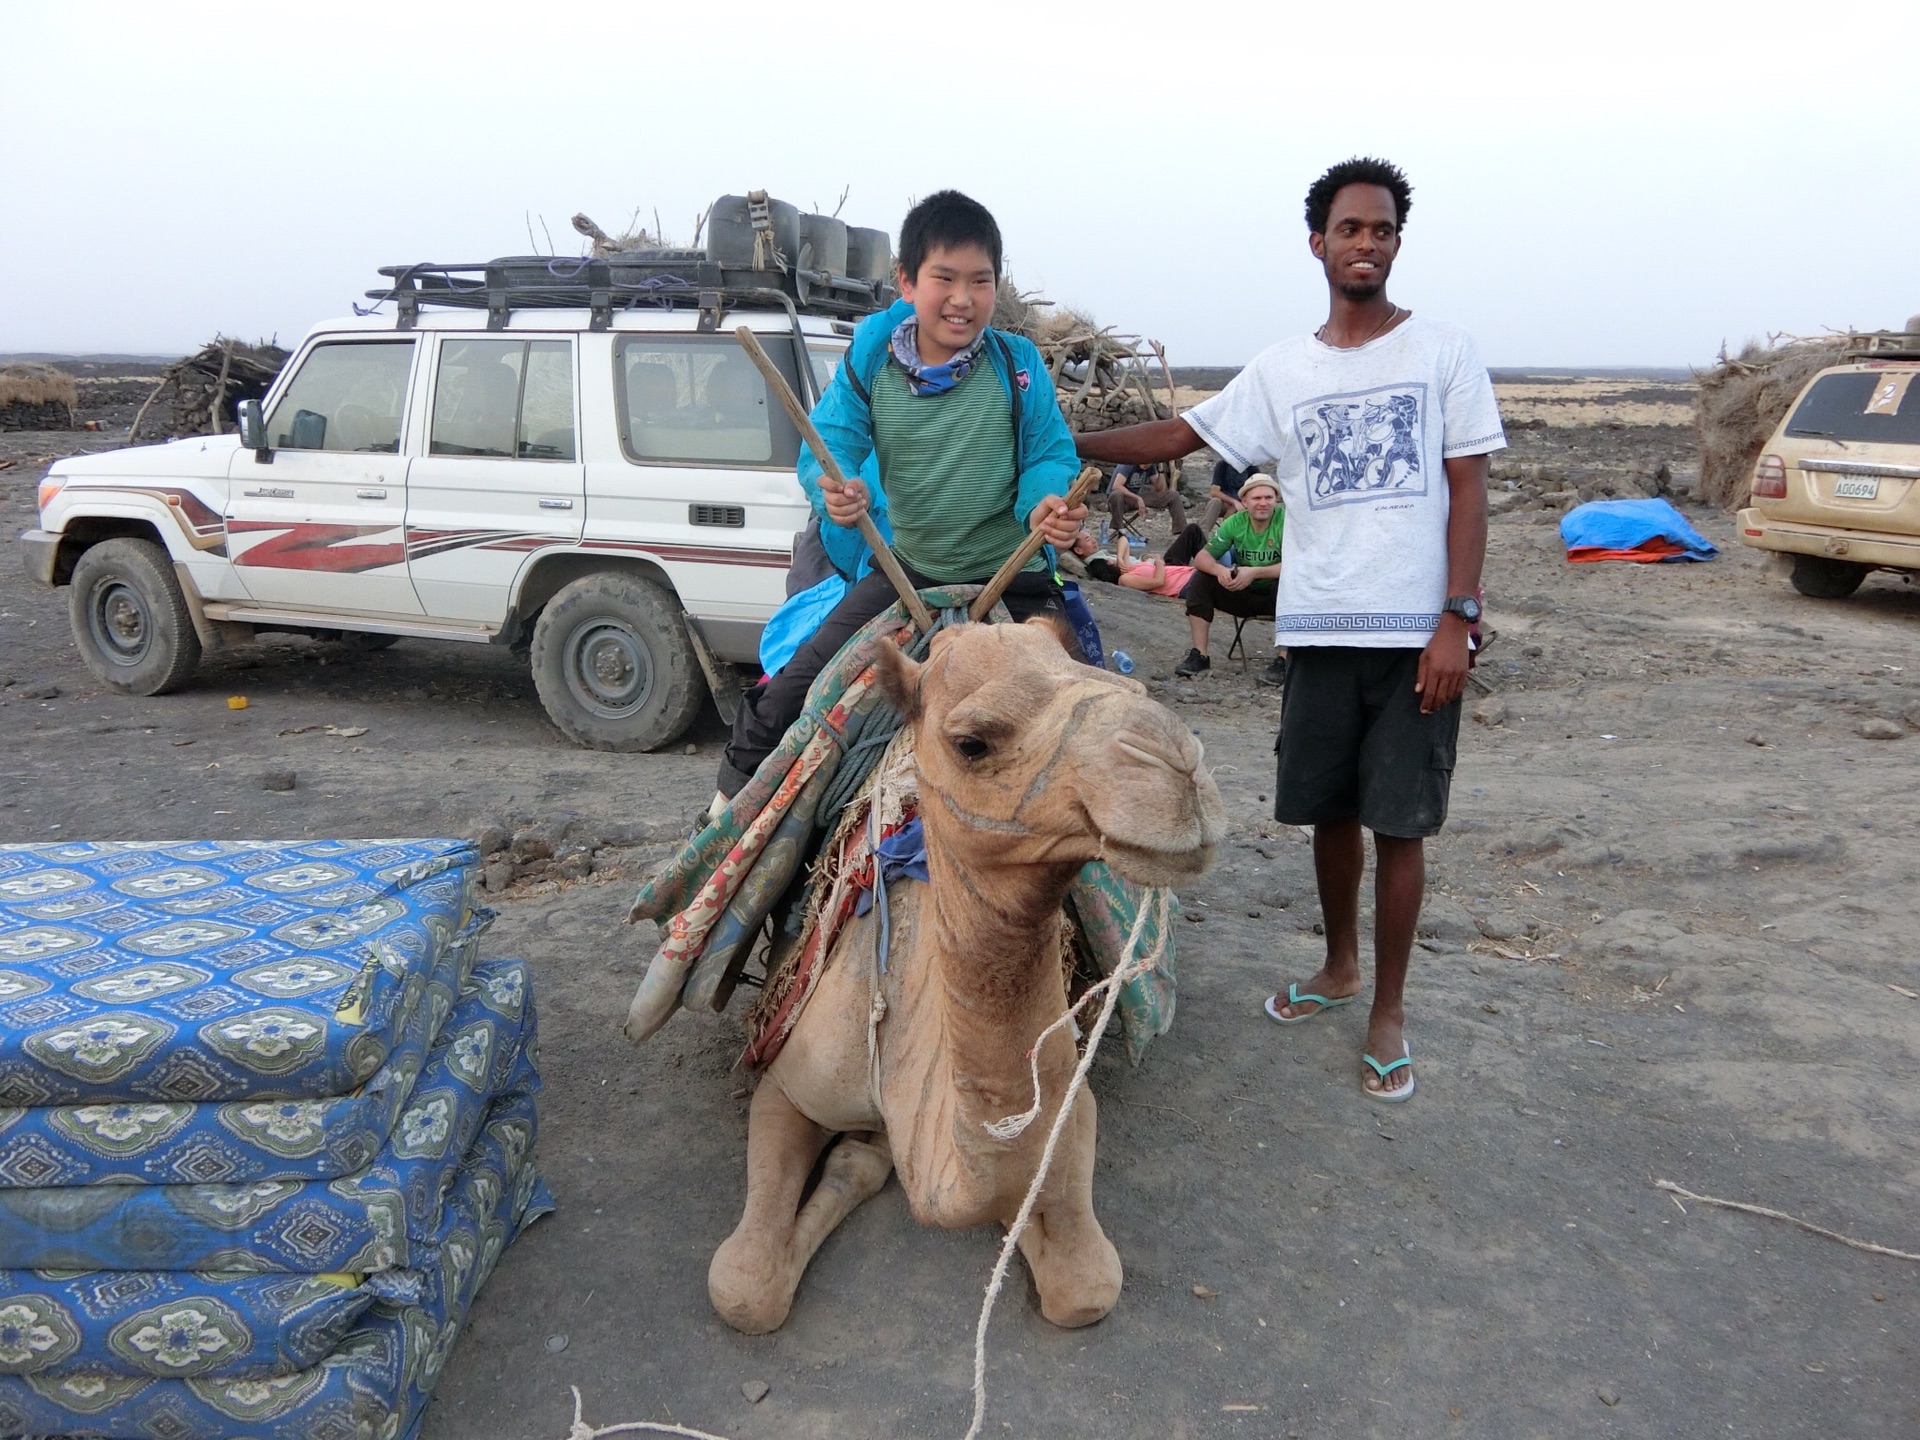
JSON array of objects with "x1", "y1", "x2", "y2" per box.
[{"x1": 1784, "y1": 371, "x2": 1920, "y2": 445}]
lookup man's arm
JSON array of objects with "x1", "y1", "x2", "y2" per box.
[
  {"x1": 1415, "y1": 452, "x2": 1490, "y2": 714},
  {"x1": 1076, "y1": 417, "x2": 1207, "y2": 466}
]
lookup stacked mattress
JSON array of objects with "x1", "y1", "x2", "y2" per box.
[{"x1": 0, "y1": 838, "x2": 551, "y2": 1438}]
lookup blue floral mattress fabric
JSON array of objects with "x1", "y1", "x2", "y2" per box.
[
  {"x1": 0, "y1": 838, "x2": 479, "y2": 1108},
  {"x1": 0, "y1": 840, "x2": 551, "y2": 1438}
]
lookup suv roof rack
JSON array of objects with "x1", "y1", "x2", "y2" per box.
[
  {"x1": 1840, "y1": 329, "x2": 1920, "y2": 363},
  {"x1": 368, "y1": 254, "x2": 898, "y2": 335}
]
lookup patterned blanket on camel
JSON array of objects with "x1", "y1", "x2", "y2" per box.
[{"x1": 624, "y1": 585, "x2": 1180, "y2": 1065}]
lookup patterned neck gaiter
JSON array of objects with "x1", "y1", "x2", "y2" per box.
[{"x1": 888, "y1": 318, "x2": 988, "y2": 397}]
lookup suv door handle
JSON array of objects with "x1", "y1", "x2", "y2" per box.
[
  {"x1": 356, "y1": 488, "x2": 388, "y2": 499},
  {"x1": 539, "y1": 498, "x2": 575, "y2": 510}
]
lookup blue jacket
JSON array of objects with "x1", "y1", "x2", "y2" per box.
[{"x1": 798, "y1": 298, "x2": 1081, "y2": 580}]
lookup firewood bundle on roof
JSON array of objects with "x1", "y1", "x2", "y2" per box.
[
  {"x1": 992, "y1": 281, "x2": 1175, "y2": 433},
  {"x1": 131, "y1": 337, "x2": 288, "y2": 441}
]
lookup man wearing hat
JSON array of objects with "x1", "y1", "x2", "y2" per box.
[{"x1": 1171, "y1": 474, "x2": 1285, "y2": 679}]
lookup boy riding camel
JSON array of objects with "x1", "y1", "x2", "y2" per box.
[{"x1": 716, "y1": 191, "x2": 1086, "y2": 800}]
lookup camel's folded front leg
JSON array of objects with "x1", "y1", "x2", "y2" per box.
[
  {"x1": 709, "y1": 1083, "x2": 892, "y2": 1334},
  {"x1": 1013, "y1": 1091, "x2": 1122, "y2": 1328}
]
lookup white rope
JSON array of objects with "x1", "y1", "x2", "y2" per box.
[
  {"x1": 561, "y1": 1384, "x2": 739, "y2": 1439},
  {"x1": 963, "y1": 891, "x2": 1168, "y2": 1440},
  {"x1": 1655, "y1": 1180, "x2": 1920, "y2": 1262}
]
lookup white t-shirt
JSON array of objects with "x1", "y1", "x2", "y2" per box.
[{"x1": 1185, "y1": 315, "x2": 1505, "y2": 648}]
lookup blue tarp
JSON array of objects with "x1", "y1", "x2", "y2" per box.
[{"x1": 1559, "y1": 498, "x2": 1719, "y2": 561}]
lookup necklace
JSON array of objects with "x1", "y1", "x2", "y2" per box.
[{"x1": 1318, "y1": 304, "x2": 1402, "y2": 349}]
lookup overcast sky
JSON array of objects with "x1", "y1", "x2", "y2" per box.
[{"x1": 5, "y1": 1, "x2": 1917, "y2": 367}]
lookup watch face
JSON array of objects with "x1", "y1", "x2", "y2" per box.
[{"x1": 1449, "y1": 597, "x2": 1481, "y2": 622}]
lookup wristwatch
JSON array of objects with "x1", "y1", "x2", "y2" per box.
[{"x1": 1442, "y1": 595, "x2": 1482, "y2": 624}]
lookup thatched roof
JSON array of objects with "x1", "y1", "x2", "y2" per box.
[
  {"x1": 0, "y1": 363, "x2": 78, "y2": 410},
  {"x1": 1693, "y1": 339, "x2": 1847, "y2": 509}
]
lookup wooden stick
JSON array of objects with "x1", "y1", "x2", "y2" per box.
[
  {"x1": 969, "y1": 467, "x2": 1103, "y2": 622},
  {"x1": 732, "y1": 328, "x2": 936, "y2": 633},
  {"x1": 1149, "y1": 339, "x2": 1178, "y2": 418}
]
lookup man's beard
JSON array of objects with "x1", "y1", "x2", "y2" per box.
[{"x1": 1335, "y1": 273, "x2": 1387, "y2": 302}]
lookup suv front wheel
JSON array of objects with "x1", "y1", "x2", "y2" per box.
[
  {"x1": 530, "y1": 571, "x2": 707, "y2": 751},
  {"x1": 68, "y1": 538, "x2": 204, "y2": 695}
]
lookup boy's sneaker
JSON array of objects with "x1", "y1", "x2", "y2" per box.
[
  {"x1": 1258, "y1": 655, "x2": 1290, "y2": 688},
  {"x1": 1174, "y1": 648, "x2": 1211, "y2": 677}
]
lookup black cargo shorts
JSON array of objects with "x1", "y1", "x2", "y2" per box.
[{"x1": 1272, "y1": 645, "x2": 1462, "y2": 839}]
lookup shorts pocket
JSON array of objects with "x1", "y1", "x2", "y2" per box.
[{"x1": 1430, "y1": 739, "x2": 1457, "y2": 773}]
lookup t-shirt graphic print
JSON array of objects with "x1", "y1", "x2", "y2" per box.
[
  {"x1": 1297, "y1": 384, "x2": 1427, "y2": 507},
  {"x1": 1183, "y1": 316, "x2": 1505, "y2": 649}
]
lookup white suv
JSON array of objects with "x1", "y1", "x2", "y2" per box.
[{"x1": 22, "y1": 226, "x2": 887, "y2": 751}]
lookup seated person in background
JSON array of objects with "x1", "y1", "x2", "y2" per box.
[
  {"x1": 1200, "y1": 458, "x2": 1256, "y2": 531},
  {"x1": 1176, "y1": 475, "x2": 1285, "y2": 680},
  {"x1": 1063, "y1": 526, "x2": 1200, "y2": 597},
  {"x1": 1108, "y1": 460, "x2": 1189, "y2": 536}
]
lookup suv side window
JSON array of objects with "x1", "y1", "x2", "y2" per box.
[
  {"x1": 615, "y1": 334, "x2": 801, "y2": 468},
  {"x1": 267, "y1": 340, "x2": 415, "y2": 452},
  {"x1": 431, "y1": 338, "x2": 577, "y2": 460}
]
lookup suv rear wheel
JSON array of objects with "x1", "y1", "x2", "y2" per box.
[
  {"x1": 1789, "y1": 554, "x2": 1869, "y2": 599},
  {"x1": 68, "y1": 538, "x2": 203, "y2": 695},
  {"x1": 530, "y1": 571, "x2": 707, "y2": 751}
]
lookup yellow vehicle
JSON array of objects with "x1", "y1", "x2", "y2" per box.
[{"x1": 1737, "y1": 334, "x2": 1920, "y2": 598}]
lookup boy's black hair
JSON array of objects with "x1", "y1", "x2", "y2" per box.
[
  {"x1": 1304, "y1": 157, "x2": 1413, "y2": 234},
  {"x1": 898, "y1": 190, "x2": 1003, "y2": 281}
]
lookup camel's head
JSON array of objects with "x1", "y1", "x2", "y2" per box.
[{"x1": 874, "y1": 620, "x2": 1225, "y2": 887}]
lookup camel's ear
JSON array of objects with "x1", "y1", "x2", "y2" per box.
[
  {"x1": 872, "y1": 634, "x2": 923, "y2": 720},
  {"x1": 1022, "y1": 614, "x2": 1072, "y2": 654}
]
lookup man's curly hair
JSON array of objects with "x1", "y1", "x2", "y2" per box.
[{"x1": 1304, "y1": 157, "x2": 1413, "y2": 235}]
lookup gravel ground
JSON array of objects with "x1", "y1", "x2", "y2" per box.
[{"x1": 1, "y1": 385, "x2": 1915, "y2": 1440}]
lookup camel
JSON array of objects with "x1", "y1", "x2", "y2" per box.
[{"x1": 708, "y1": 619, "x2": 1225, "y2": 1334}]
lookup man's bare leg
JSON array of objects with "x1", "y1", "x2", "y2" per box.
[
  {"x1": 1187, "y1": 613, "x2": 1212, "y2": 656},
  {"x1": 1365, "y1": 833, "x2": 1423, "y2": 1096},
  {"x1": 1273, "y1": 816, "x2": 1365, "y2": 1018}
]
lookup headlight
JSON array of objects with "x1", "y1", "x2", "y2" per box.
[{"x1": 36, "y1": 475, "x2": 66, "y2": 513}]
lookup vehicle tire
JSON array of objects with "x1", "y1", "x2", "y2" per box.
[
  {"x1": 1789, "y1": 554, "x2": 1869, "y2": 599},
  {"x1": 529, "y1": 571, "x2": 707, "y2": 751},
  {"x1": 334, "y1": 631, "x2": 401, "y2": 652},
  {"x1": 67, "y1": 538, "x2": 203, "y2": 695}
]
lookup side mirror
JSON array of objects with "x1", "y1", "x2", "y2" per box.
[{"x1": 236, "y1": 398, "x2": 270, "y2": 458}]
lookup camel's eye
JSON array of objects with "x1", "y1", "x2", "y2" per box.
[{"x1": 950, "y1": 734, "x2": 990, "y2": 761}]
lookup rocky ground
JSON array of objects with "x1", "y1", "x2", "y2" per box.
[{"x1": 0, "y1": 374, "x2": 1915, "y2": 1439}]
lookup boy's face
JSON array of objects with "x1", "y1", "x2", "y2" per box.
[{"x1": 898, "y1": 242, "x2": 997, "y2": 362}]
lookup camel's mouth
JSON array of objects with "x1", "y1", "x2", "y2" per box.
[{"x1": 1098, "y1": 830, "x2": 1220, "y2": 889}]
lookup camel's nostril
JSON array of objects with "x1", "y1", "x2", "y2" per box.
[{"x1": 1113, "y1": 728, "x2": 1199, "y2": 777}]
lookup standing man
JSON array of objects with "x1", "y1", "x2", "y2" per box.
[{"x1": 1074, "y1": 157, "x2": 1504, "y2": 1102}]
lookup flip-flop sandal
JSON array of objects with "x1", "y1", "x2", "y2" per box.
[
  {"x1": 1361, "y1": 1040, "x2": 1415, "y2": 1103},
  {"x1": 1263, "y1": 982, "x2": 1356, "y2": 1026}
]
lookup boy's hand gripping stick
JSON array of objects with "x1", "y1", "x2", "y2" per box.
[
  {"x1": 968, "y1": 466, "x2": 1103, "y2": 622},
  {"x1": 732, "y1": 327, "x2": 938, "y2": 634}
]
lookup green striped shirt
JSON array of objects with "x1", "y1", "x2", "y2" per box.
[{"x1": 869, "y1": 357, "x2": 1039, "y2": 581}]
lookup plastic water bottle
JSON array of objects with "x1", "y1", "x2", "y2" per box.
[
  {"x1": 1098, "y1": 520, "x2": 1110, "y2": 546},
  {"x1": 1112, "y1": 651, "x2": 1135, "y2": 675}
]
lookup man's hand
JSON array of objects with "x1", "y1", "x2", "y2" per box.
[
  {"x1": 823, "y1": 477, "x2": 870, "y2": 528},
  {"x1": 1220, "y1": 566, "x2": 1253, "y2": 592},
  {"x1": 1029, "y1": 495, "x2": 1088, "y2": 547},
  {"x1": 1415, "y1": 616, "x2": 1471, "y2": 714}
]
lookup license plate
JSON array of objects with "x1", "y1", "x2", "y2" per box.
[{"x1": 1833, "y1": 477, "x2": 1880, "y2": 499}]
